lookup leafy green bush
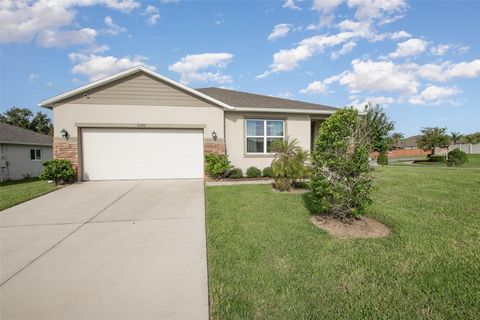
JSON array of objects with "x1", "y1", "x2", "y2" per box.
[
  {"x1": 246, "y1": 166, "x2": 261, "y2": 178},
  {"x1": 427, "y1": 155, "x2": 446, "y2": 162},
  {"x1": 262, "y1": 166, "x2": 273, "y2": 177},
  {"x1": 447, "y1": 148, "x2": 468, "y2": 167},
  {"x1": 309, "y1": 108, "x2": 373, "y2": 219},
  {"x1": 271, "y1": 138, "x2": 309, "y2": 192},
  {"x1": 228, "y1": 167, "x2": 243, "y2": 179},
  {"x1": 377, "y1": 152, "x2": 389, "y2": 165},
  {"x1": 205, "y1": 153, "x2": 230, "y2": 179},
  {"x1": 39, "y1": 159, "x2": 76, "y2": 185}
]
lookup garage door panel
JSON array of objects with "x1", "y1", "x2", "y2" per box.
[{"x1": 82, "y1": 128, "x2": 203, "y2": 180}]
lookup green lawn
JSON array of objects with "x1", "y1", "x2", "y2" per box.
[
  {"x1": 206, "y1": 166, "x2": 480, "y2": 319},
  {"x1": 402, "y1": 154, "x2": 480, "y2": 168},
  {"x1": 0, "y1": 178, "x2": 59, "y2": 211}
]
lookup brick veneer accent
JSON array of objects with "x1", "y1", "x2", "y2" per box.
[
  {"x1": 53, "y1": 140, "x2": 79, "y2": 179},
  {"x1": 204, "y1": 142, "x2": 226, "y2": 155}
]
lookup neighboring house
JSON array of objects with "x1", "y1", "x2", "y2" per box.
[
  {"x1": 0, "y1": 122, "x2": 53, "y2": 181},
  {"x1": 393, "y1": 135, "x2": 420, "y2": 150},
  {"x1": 38, "y1": 66, "x2": 336, "y2": 181}
]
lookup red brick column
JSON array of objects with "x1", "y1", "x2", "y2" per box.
[
  {"x1": 204, "y1": 142, "x2": 226, "y2": 155},
  {"x1": 53, "y1": 139, "x2": 79, "y2": 179}
]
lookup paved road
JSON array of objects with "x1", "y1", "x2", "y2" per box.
[{"x1": 0, "y1": 179, "x2": 208, "y2": 320}]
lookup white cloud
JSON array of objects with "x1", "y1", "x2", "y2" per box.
[
  {"x1": 29, "y1": 73, "x2": 40, "y2": 82},
  {"x1": 104, "y1": 16, "x2": 126, "y2": 34},
  {"x1": 351, "y1": 96, "x2": 395, "y2": 109},
  {"x1": 330, "y1": 41, "x2": 356, "y2": 59},
  {"x1": 307, "y1": 15, "x2": 335, "y2": 30},
  {"x1": 37, "y1": 28, "x2": 97, "y2": 47},
  {"x1": 283, "y1": 0, "x2": 301, "y2": 10},
  {"x1": 168, "y1": 53, "x2": 234, "y2": 84},
  {"x1": 142, "y1": 5, "x2": 160, "y2": 26},
  {"x1": 347, "y1": 0, "x2": 407, "y2": 21},
  {"x1": 328, "y1": 59, "x2": 419, "y2": 95},
  {"x1": 417, "y1": 59, "x2": 480, "y2": 82},
  {"x1": 268, "y1": 24, "x2": 291, "y2": 41},
  {"x1": 409, "y1": 85, "x2": 461, "y2": 105},
  {"x1": 277, "y1": 92, "x2": 294, "y2": 99},
  {"x1": 378, "y1": 14, "x2": 404, "y2": 25},
  {"x1": 69, "y1": 52, "x2": 156, "y2": 81},
  {"x1": 312, "y1": 0, "x2": 343, "y2": 13},
  {"x1": 389, "y1": 38, "x2": 427, "y2": 58},
  {"x1": 389, "y1": 30, "x2": 411, "y2": 39},
  {"x1": 0, "y1": 0, "x2": 139, "y2": 46},
  {"x1": 300, "y1": 81, "x2": 329, "y2": 95},
  {"x1": 430, "y1": 44, "x2": 450, "y2": 56},
  {"x1": 159, "y1": 0, "x2": 178, "y2": 3}
]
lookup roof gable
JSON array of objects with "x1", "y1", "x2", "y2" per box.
[{"x1": 39, "y1": 66, "x2": 234, "y2": 110}]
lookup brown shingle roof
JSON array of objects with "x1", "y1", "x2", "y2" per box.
[
  {"x1": 395, "y1": 135, "x2": 420, "y2": 148},
  {"x1": 0, "y1": 122, "x2": 52, "y2": 146},
  {"x1": 196, "y1": 87, "x2": 337, "y2": 111}
]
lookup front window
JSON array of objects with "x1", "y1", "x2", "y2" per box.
[
  {"x1": 30, "y1": 149, "x2": 41, "y2": 160},
  {"x1": 246, "y1": 119, "x2": 284, "y2": 154}
]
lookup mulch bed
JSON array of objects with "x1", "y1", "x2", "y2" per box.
[{"x1": 311, "y1": 215, "x2": 390, "y2": 239}]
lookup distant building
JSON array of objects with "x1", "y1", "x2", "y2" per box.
[
  {"x1": 0, "y1": 122, "x2": 53, "y2": 181},
  {"x1": 393, "y1": 135, "x2": 420, "y2": 150}
]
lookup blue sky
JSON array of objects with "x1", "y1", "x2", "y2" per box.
[{"x1": 1, "y1": 0, "x2": 479, "y2": 136}]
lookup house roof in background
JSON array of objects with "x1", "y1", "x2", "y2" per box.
[
  {"x1": 395, "y1": 135, "x2": 420, "y2": 148},
  {"x1": 0, "y1": 122, "x2": 52, "y2": 146},
  {"x1": 197, "y1": 87, "x2": 337, "y2": 113}
]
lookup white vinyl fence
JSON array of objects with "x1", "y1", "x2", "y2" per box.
[{"x1": 448, "y1": 144, "x2": 480, "y2": 154}]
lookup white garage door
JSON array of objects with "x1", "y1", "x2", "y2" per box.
[{"x1": 81, "y1": 128, "x2": 204, "y2": 180}]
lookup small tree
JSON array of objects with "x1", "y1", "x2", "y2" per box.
[
  {"x1": 205, "y1": 153, "x2": 230, "y2": 179},
  {"x1": 271, "y1": 137, "x2": 309, "y2": 191},
  {"x1": 309, "y1": 108, "x2": 373, "y2": 220},
  {"x1": 447, "y1": 149, "x2": 468, "y2": 167},
  {"x1": 363, "y1": 103, "x2": 394, "y2": 153},
  {"x1": 390, "y1": 132, "x2": 404, "y2": 150},
  {"x1": 450, "y1": 131, "x2": 462, "y2": 145},
  {"x1": 417, "y1": 127, "x2": 450, "y2": 155}
]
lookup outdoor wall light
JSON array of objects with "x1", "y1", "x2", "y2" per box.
[
  {"x1": 212, "y1": 130, "x2": 218, "y2": 141},
  {"x1": 60, "y1": 128, "x2": 69, "y2": 139}
]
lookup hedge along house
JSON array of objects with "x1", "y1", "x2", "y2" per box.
[{"x1": 39, "y1": 66, "x2": 336, "y2": 181}]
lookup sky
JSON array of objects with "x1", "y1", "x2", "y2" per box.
[{"x1": 1, "y1": 0, "x2": 479, "y2": 137}]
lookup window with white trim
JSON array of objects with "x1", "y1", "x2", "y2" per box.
[
  {"x1": 30, "y1": 149, "x2": 41, "y2": 160},
  {"x1": 245, "y1": 119, "x2": 285, "y2": 154}
]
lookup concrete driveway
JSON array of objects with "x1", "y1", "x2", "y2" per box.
[{"x1": 0, "y1": 179, "x2": 208, "y2": 320}]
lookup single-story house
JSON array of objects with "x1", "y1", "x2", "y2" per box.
[
  {"x1": 393, "y1": 135, "x2": 420, "y2": 150},
  {"x1": 0, "y1": 122, "x2": 53, "y2": 181},
  {"x1": 39, "y1": 66, "x2": 336, "y2": 181}
]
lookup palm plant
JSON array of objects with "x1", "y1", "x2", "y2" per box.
[
  {"x1": 271, "y1": 137, "x2": 309, "y2": 191},
  {"x1": 390, "y1": 132, "x2": 404, "y2": 150},
  {"x1": 450, "y1": 131, "x2": 462, "y2": 145}
]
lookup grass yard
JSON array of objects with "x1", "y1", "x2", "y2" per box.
[
  {"x1": 0, "y1": 178, "x2": 59, "y2": 211},
  {"x1": 206, "y1": 166, "x2": 480, "y2": 319},
  {"x1": 402, "y1": 154, "x2": 480, "y2": 168}
]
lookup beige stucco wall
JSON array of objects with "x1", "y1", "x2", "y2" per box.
[
  {"x1": 0, "y1": 143, "x2": 53, "y2": 180},
  {"x1": 224, "y1": 112, "x2": 311, "y2": 172},
  {"x1": 52, "y1": 71, "x2": 225, "y2": 141},
  {"x1": 53, "y1": 104, "x2": 224, "y2": 141}
]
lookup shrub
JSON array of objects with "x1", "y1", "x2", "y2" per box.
[
  {"x1": 246, "y1": 166, "x2": 261, "y2": 178},
  {"x1": 309, "y1": 108, "x2": 374, "y2": 219},
  {"x1": 262, "y1": 166, "x2": 273, "y2": 177},
  {"x1": 377, "y1": 152, "x2": 389, "y2": 165},
  {"x1": 447, "y1": 148, "x2": 468, "y2": 167},
  {"x1": 228, "y1": 167, "x2": 243, "y2": 179},
  {"x1": 271, "y1": 138, "x2": 309, "y2": 192},
  {"x1": 427, "y1": 155, "x2": 446, "y2": 162},
  {"x1": 39, "y1": 159, "x2": 76, "y2": 185},
  {"x1": 205, "y1": 153, "x2": 230, "y2": 179}
]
